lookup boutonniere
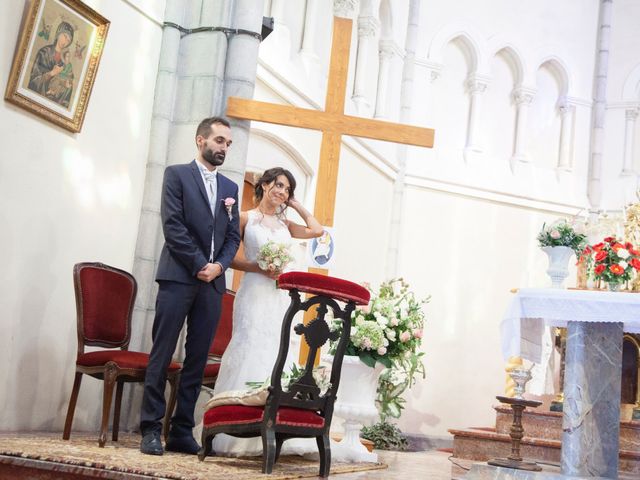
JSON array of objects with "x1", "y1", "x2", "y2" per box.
[{"x1": 222, "y1": 197, "x2": 235, "y2": 220}]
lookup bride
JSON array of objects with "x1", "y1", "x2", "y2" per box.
[{"x1": 211, "y1": 167, "x2": 323, "y2": 456}]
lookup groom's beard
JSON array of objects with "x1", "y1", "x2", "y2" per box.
[{"x1": 203, "y1": 148, "x2": 225, "y2": 167}]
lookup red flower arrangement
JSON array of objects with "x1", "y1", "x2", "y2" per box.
[{"x1": 585, "y1": 236, "x2": 640, "y2": 287}]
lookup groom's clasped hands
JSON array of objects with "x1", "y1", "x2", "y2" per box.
[{"x1": 198, "y1": 262, "x2": 223, "y2": 282}]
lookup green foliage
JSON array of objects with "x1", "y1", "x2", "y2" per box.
[
  {"x1": 330, "y1": 278, "x2": 428, "y2": 421},
  {"x1": 537, "y1": 219, "x2": 587, "y2": 255},
  {"x1": 361, "y1": 421, "x2": 409, "y2": 451}
]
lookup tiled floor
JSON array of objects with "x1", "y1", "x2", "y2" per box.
[{"x1": 330, "y1": 449, "x2": 454, "y2": 479}]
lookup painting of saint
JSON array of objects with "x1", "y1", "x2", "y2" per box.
[
  {"x1": 5, "y1": 0, "x2": 109, "y2": 132},
  {"x1": 28, "y1": 21, "x2": 75, "y2": 108}
]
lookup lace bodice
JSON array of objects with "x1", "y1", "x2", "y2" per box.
[{"x1": 242, "y1": 210, "x2": 292, "y2": 263}]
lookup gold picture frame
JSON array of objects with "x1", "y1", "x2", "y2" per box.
[{"x1": 5, "y1": 0, "x2": 109, "y2": 133}]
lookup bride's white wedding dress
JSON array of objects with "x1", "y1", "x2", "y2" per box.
[{"x1": 211, "y1": 209, "x2": 316, "y2": 457}]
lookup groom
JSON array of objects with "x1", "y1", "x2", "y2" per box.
[{"x1": 140, "y1": 117, "x2": 241, "y2": 455}]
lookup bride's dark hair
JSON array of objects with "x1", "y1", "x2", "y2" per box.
[{"x1": 254, "y1": 168, "x2": 297, "y2": 215}]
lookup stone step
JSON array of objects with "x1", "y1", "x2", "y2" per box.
[
  {"x1": 494, "y1": 405, "x2": 640, "y2": 451},
  {"x1": 449, "y1": 428, "x2": 640, "y2": 476}
]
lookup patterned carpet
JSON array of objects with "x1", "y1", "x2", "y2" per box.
[{"x1": 0, "y1": 432, "x2": 387, "y2": 479}]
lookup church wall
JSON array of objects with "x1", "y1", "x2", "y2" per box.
[
  {"x1": 395, "y1": 185, "x2": 572, "y2": 438},
  {"x1": 250, "y1": 0, "x2": 606, "y2": 441},
  {"x1": 598, "y1": 0, "x2": 640, "y2": 209},
  {"x1": 329, "y1": 145, "x2": 395, "y2": 288},
  {"x1": 0, "y1": 0, "x2": 165, "y2": 430}
]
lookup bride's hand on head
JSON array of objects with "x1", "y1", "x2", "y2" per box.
[{"x1": 286, "y1": 197, "x2": 301, "y2": 211}]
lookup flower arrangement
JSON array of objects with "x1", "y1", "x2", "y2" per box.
[
  {"x1": 586, "y1": 236, "x2": 640, "y2": 286},
  {"x1": 256, "y1": 240, "x2": 292, "y2": 274},
  {"x1": 331, "y1": 278, "x2": 428, "y2": 420},
  {"x1": 537, "y1": 218, "x2": 587, "y2": 255}
]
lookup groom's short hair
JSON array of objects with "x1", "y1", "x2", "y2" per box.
[{"x1": 196, "y1": 116, "x2": 231, "y2": 139}]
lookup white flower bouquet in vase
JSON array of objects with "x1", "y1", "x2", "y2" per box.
[{"x1": 256, "y1": 240, "x2": 293, "y2": 274}]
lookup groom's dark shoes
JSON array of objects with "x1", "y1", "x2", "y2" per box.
[
  {"x1": 165, "y1": 434, "x2": 200, "y2": 455},
  {"x1": 140, "y1": 431, "x2": 163, "y2": 456}
]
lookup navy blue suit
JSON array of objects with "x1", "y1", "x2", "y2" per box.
[{"x1": 140, "y1": 160, "x2": 240, "y2": 437}]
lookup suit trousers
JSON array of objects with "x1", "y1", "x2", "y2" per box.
[{"x1": 140, "y1": 280, "x2": 222, "y2": 436}]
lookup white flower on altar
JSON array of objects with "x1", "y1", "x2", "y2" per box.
[
  {"x1": 620, "y1": 261, "x2": 629, "y2": 270},
  {"x1": 377, "y1": 346, "x2": 387, "y2": 355},
  {"x1": 618, "y1": 248, "x2": 630, "y2": 259},
  {"x1": 549, "y1": 229, "x2": 561, "y2": 239},
  {"x1": 385, "y1": 328, "x2": 396, "y2": 341}
]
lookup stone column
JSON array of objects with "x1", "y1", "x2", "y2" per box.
[
  {"x1": 129, "y1": 0, "x2": 187, "y2": 354},
  {"x1": 386, "y1": 0, "x2": 419, "y2": 278},
  {"x1": 588, "y1": 0, "x2": 613, "y2": 210},
  {"x1": 373, "y1": 40, "x2": 393, "y2": 119},
  {"x1": 270, "y1": 0, "x2": 286, "y2": 27},
  {"x1": 125, "y1": 0, "x2": 264, "y2": 428},
  {"x1": 622, "y1": 108, "x2": 639, "y2": 175},
  {"x1": 300, "y1": 0, "x2": 320, "y2": 60},
  {"x1": 222, "y1": 0, "x2": 264, "y2": 189},
  {"x1": 510, "y1": 86, "x2": 535, "y2": 170},
  {"x1": 561, "y1": 321, "x2": 623, "y2": 478},
  {"x1": 557, "y1": 100, "x2": 576, "y2": 171},
  {"x1": 464, "y1": 75, "x2": 489, "y2": 159},
  {"x1": 352, "y1": 15, "x2": 380, "y2": 113}
]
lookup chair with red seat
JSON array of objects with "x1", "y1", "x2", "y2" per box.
[
  {"x1": 198, "y1": 271, "x2": 370, "y2": 477},
  {"x1": 63, "y1": 262, "x2": 181, "y2": 447},
  {"x1": 162, "y1": 289, "x2": 235, "y2": 440}
]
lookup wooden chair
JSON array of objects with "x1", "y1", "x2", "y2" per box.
[
  {"x1": 199, "y1": 271, "x2": 370, "y2": 477},
  {"x1": 63, "y1": 262, "x2": 180, "y2": 447},
  {"x1": 163, "y1": 290, "x2": 235, "y2": 440}
]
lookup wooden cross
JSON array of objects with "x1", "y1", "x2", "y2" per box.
[{"x1": 226, "y1": 16, "x2": 435, "y2": 362}]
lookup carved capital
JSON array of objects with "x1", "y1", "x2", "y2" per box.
[
  {"x1": 512, "y1": 87, "x2": 536, "y2": 106},
  {"x1": 333, "y1": 0, "x2": 358, "y2": 19},
  {"x1": 423, "y1": 60, "x2": 443, "y2": 84},
  {"x1": 465, "y1": 76, "x2": 489, "y2": 94},
  {"x1": 357, "y1": 15, "x2": 379, "y2": 37},
  {"x1": 559, "y1": 103, "x2": 575, "y2": 116},
  {"x1": 378, "y1": 40, "x2": 394, "y2": 61}
]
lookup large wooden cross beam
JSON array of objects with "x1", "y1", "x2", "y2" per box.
[
  {"x1": 227, "y1": 16, "x2": 434, "y2": 228},
  {"x1": 226, "y1": 16, "x2": 435, "y2": 362}
]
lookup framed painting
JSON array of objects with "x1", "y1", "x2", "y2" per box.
[{"x1": 5, "y1": 0, "x2": 109, "y2": 133}]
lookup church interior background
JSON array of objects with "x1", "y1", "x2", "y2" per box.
[{"x1": 2, "y1": 0, "x2": 640, "y2": 476}]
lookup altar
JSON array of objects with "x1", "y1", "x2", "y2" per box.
[{"x1": 501, "y1": 288, "x2": 640, "y2": 478}]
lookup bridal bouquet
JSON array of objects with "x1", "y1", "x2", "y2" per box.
[{"x1": 257, "y1": 240, "x2": 293, "y2": 274}]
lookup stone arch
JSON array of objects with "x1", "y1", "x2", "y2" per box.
[
  {"x1": 534, "y1": 56, "x2": 571, "y2": 99},
  {"x1": 246, "y1": 129, "x2": 313, "y2": 179},
  {"x1": 428, "y1": 22, "x2": 489, "y2": 75},
  {"x1": 490, "y1": 44, "x2": 525, "y2": 86}
]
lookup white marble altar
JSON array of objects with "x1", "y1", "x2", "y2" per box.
[{"x1": 501, "y1": 288, "x2": 640, "y2": 478}]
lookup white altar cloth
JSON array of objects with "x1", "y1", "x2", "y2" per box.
[{"x1": 501, "y1": 288, "x2": 640, "y2": 364}]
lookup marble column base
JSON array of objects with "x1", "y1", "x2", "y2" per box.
[
  {"x1": 561, "y1": 321, "x2": 623, "y2": 478},
  {"x1": 463, "y1": 463, "x2": 625, "y2": 479}
]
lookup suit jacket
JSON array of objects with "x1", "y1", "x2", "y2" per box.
[{"x1": 156, "y1": 160, "x2": 241, "y2": 293}]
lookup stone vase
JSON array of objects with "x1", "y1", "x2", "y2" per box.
[
  {"x1": 542, "y1": 246, "x2": 574, "y2": 288},
  {"x1": 331, "y1": 355, "x2": 383, "y2": 462}
]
